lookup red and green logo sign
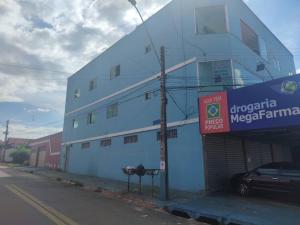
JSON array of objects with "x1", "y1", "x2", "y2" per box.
[
  {"x1": 207, "y1": 103, "x2": 220, "y2": 119},
  {"x1": 199, "y1": 92, "x2": 230, "y2": 134}
]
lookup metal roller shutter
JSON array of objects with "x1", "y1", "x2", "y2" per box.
[
  {"x1": 204, "y1": 135, "x2": 246, "y2": 192},
  {"x1": 245, "y1": 140, "x2": 263, "y2": 170},
  {"x1": 261, "y1": 143, "x2": 272, "y2": 164},
  {"x1": 245, "y1": 140, "x2": 272, "y2": 170},
  {"x1": 273, "y1": 144, "x2": 292, "y2": 162},
  {"x1": 204, "y1": 135, "x2": 226, "y2": 192},
  {"x1": 224, "y1": 137, "x2": 247, "y2": 179}
]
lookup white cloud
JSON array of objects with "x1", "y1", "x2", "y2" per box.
[
  {"x1": 297, "y1": 68, "x2": 300, "y2": 74},
  {"x1": 0, "y1": 0, "x2": 171, "y2": 138},
  {"x1": 36, "y1": 108, "x2": 51, "y2": 113},
  {"x1": 0, "y1": 122, "x2": 61, "y2": 139},
  {"x1": 24, "y1": 107, "x2": 51, "y2": 113},
  {"x1": 0, "y1": 0, "x2": 171, "y2": 110}
]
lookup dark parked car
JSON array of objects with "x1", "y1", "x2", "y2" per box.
[{"x1": 231, "y1": 162, "x2": 300, "y2": 196}]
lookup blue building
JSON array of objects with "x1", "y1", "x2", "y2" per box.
[{"x1": 61, "y1": 0, "x2": 295, "y2": 193}]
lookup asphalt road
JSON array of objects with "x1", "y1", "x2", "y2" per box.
[{"x1": 0, "y1": 166, "x2": 201, "y2": 225}]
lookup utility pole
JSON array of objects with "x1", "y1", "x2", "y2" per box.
[
  {"x1": 2, "y1": 120, "x2": 9, "y2": 161},
  {"x1": 159, "y1": 46, "x2": 169, "y2": 201},
  {"x1": 128, "y1": 0, "x2": 169, "y2": 201}
]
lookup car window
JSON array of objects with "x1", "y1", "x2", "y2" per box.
[
  {"x1": 257, "y1": 168, "x2": 279, "y2": 176},
  {"x1": 280, "y1": 163, "x2": 300, "y2": 170},
  {"x1": 260, "y1": 163, "x2": 282, "y2": 169}
]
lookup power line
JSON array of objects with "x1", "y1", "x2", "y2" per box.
[{"x1": 166, "y1": 90, "x2": 187, "y2": 119}]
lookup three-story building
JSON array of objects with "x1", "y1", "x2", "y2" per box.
[{"x1": 61, "y1": 0, "x2": 295, "y2": 193}]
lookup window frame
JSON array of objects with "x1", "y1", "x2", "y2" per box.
[
  {"x1": 72, "y1": 119, "x2": 79, "y2": 129},
  {"x1": 81, "y1": 142, "x2": 90, "y2": 149},
  {"x1": 194, "y1": 4, "x2": 228, "y2": 35},
  {"x1": 197, "y1": 59, "x2": 234, "y2": 91},
  {"x1": 110, "y1": 64, "x2": 121, "y2": 80},
  {"x1": 87, "y1": 111, "x2": 96, "y2": 125},
  {"x1": 145, "y1": 44, "x2": 152, "y2": 54},
  {"x1": 144, "y1": 92, "x2": 152, "y2": 100},
  {"x1": 74, "y1": 88, "x2": 80, "y2": 99},
  {"x1": 157, "y1": 128, "x2": 178, "y2": 141},
  {"x1": 89, "y1": 79, "x2": 97, "y2": 91},
  {"x1": 100, "y1": 138, "x2": 112, "y2": 147},
  {"x1": 106, "y1": 103, "x2": 118, "y2": 119},
  {"x1": 240, "y1": 20, "x2": 260, "y2": 56},
  {"x1": 124, "y1": 135, "x2": 138, "y2": 144}
]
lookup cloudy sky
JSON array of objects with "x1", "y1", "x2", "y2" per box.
[{"x1": 0, "y1": 0, "x2": 299, "y2": 139}]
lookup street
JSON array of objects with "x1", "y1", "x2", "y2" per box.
[{"x1": 0, "y1": 166, "x2": 200, "y2": 225}]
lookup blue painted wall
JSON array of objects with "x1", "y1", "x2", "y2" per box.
[
  {"x1": 63, "y1": 123, "x2": 204, "y2": 192},
  {"x1": 62, "y1": 0, "x2": 295, "y2": 192}
]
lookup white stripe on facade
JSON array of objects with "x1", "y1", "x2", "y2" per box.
[
  {"x1": 62, "y1": 117, "x2": 199, "y2": 146},
  {"x1": 65, "y1": 57, "x2": 197, "y2": 116}
]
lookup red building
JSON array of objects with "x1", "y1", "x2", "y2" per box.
[{"x1": 29, "y1": 132, "x2": 62, "y2": 169}]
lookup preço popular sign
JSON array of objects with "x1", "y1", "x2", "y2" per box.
[
  {"x1": 199, "y1": 92, "x2": 230, "y2": 134},
  {"x1": 199, "y1": 75, "x2": 300, "y2": 134}
]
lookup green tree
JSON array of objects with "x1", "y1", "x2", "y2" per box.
[{"x1": 10, "y1": 145, "x2": 31, "y2": 164}]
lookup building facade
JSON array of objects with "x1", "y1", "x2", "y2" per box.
[
  {"x1": 62, "y1": 0, "x2": 295, "y2": 193},
  {"x1": 29, "y1": 132, "x2": 62, "y2": 169}
]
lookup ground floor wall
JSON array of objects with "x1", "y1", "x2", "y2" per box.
[
  {"x1": 61, "y1": 123, "x2": 205, "y2": 192},
  {"x1": 46, "y1": 155, "x2": 60, "y2": 169},
  {"x1": 29, "y1": 149, "x2": 46, "y2": 167}
]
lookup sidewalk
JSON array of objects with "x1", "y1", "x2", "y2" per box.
[
  {"x1": 13, "y1": 166, "x2": 196, "y2": 211},
  {"x1": 166, "y1": 193, "x2": 300, "y2": 225},
  {"x1": 14, "y1": 166, "x2": 200, "y2": 199}
]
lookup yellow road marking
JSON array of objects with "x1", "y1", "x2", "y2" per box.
[
  {"x1": 6, "y1": 185, "x2": 66, "y2": 225},
  {"x1": 6, "y1": 184, "x2": 80, "y2": 225},
  {"x1": 11, "y1": 184, "x2": 80, "y2": 225}
]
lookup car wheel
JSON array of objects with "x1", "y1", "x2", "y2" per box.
[{"x1": 237, "y1": 183, "x2": 249, "y2": 197}]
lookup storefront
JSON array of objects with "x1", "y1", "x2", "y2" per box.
[{"x1": 199, "y1": 75, "x2": 300, "y2": 192}]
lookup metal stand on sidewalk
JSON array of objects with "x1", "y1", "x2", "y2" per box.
[{"x1": 122, "y1": 166, "x2": 159, "y2": 197}]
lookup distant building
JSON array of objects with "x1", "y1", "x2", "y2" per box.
[
  {"x1": 29, "y1": 132, "x2": 62, "y2": 169},
  {"x1": 2, "y1": 138, "x2": 31, "y2": 162},
  {"x1": 62, "y1": 0, "x2": 295, "y2": 192}
]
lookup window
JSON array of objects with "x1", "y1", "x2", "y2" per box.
[
  {"x1": 273, "y1": 59, "x2": 281, "y2": 71},
  {"x1": 74, "y1": 89, "x2": 80, "y2": 98},
  {"x1": 81, "y1": 142, "x2": 90, "y2": 149},
  {"x1": 198, "y1": 60, "x2": 232, "y2": 91},
  {"x1": 73, "y1": 119, "x2": 79, "y2": 128},
  {"x1": 87, "y1": 112, "x2": 96, "y2": 125},
  {"x1": 145, "y1": 92, "x2": 152, "y2": 100},
  {"x1": 157, "y1": 129, "x2": 178, "y2": 141},
  {"x1": 195, "y1": 5, "x2": 227, "y2": 34},
  {"x1": 259, "y1": 37, "x2": 268, "y2": 61},
  {"x1": 100, "y1": 139, "x2": 112, "y2": 147},
  {"x1": 233, "y1": 63, "x2": 262, "y2": 88},
  {"x1": 107, "y1": 103, "x2": 118, "y2": 119},
  {"x1": 145, "y1": 44, "x2": 152, "y2": 54},
  {"x1": 89, "y1": 79, "x2": 97, "y2": 91},
  {"x1": 240, "y1": 20, "x2": 260, "y2": 55},
  {"x1": 110, "y1": 64, "x2": 120, "y2": 79},
  {"x1": 124, "y1": 135, "x2": 138, "y2": 144}
]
